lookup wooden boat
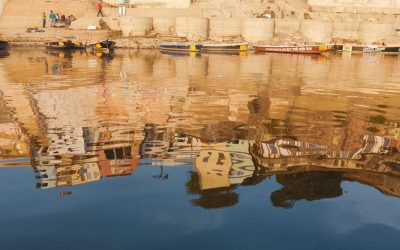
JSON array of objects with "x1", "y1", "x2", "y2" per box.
[
  {"x1": 0, "y1": 40, "x2": 9, "y2": 50},
  {"x1": 89, "y1": 39, "x2": 116, "y2": 53},
  {"x1": 326, "y1": 44, "x2": 343, "y2": 52},
  {"x1": 159, "y1": 43, "x2": 203, "y2": 52},
  {"x1": 380, "y1": 46, "x2": 400, "y2": 53},
  {"x1": 45, "y1": 40, "x2": 86, "y2": 50},
  {"x1": 343, "y1": 44, "x2": 384, "y2": 53},
  {"x1": 160, "y1": 50, "x2": 201, "y2": 58},
  {"x1": 201, "y1": 43, "x2": 248, "y2": 52},
  {"x1": 254, "y1": 45, "x2": 326, "y2": 54}
]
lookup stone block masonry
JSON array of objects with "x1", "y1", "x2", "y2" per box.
[
  {"x1": 103, "y1": 0, "x2": 190, "y2": 9},
  {"x1": 301, "y1": 20, "x2": 333, "y2": 44},
  {"x1": 116, "y1": 16, "x2": 396, "y2": 44},
  {"x1": 1, "y1": 0, "x2": 400, "y2": 46}
]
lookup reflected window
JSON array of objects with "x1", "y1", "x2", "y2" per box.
[{"x1": 105, "y1": 147, "x2": 132, "y2": 160}]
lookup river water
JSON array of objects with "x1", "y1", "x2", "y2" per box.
[{"x1": 0, "y1": 49, "x2": 400, "y2": 249}]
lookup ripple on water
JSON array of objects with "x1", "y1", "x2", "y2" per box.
[{"x1": 0, "y1": 49, "x2": 398, "y2": 248}]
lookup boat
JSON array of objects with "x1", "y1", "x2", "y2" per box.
[
  {"x1": 254, "y1": 45, "x2": 327, "y2": 54},
  {"x1": 159, "y1": 43, "x2": 202, "y2": 52},
  {"x1": 160, "y1": 50, "x2": 201, "y2": 58},
  {"x1": 343, "y1": 44, "x2": 384, "y2": 53},
  {"x1": 0, "y1": 40, "x2": 9, "y2": 50},
  {"x1": 201, "y1": 43, "x2": 248, "y2": 52},
  {"x1": 326, "y1": 44, "x2": 344, "y2": 52},
  {"x1": 45, "y1": 40, "x2": 86, "y2": 50},
  {"x1": 89, "y1": 39, "x2": 116, "y2": 53},
  {"x1": 380, "y1": 46, "x2": 400, "y2": 53}
]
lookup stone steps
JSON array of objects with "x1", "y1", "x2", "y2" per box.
[
  {"x1": 100, "y1": 6, "x2": 202, "y2": 18},
  {"x1": 0, "y1": 0, "x2": 99, "y2": 30},
  {"x1": 0, "y1": 28, "x2": 120, "y2": 44}
]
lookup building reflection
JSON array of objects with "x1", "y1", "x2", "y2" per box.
[{"x1": 0, "y1": 50, "x2": 399, "y2": 209}]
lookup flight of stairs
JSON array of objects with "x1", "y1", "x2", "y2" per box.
[{"x1": 0, "y1": 0, "x2": 98, "y2": 35}]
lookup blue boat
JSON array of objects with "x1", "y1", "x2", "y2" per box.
[{"x1": 159, "y1": 43, "x2": 203, "y2": 52}]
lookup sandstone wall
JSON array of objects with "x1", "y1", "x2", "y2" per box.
[
  {"x1": 209, "y1": 18, "x2": 241, "y2": 39},
  {"x1": 0, "y1": 0, "x2": 399, "y2": 44},
  {"x1": 103, "y1": 0, "x2": 190, "y2": 8},
  {"x1": 274, "y1": 19, "x2": 301, "y2": 35},
  {"x1": 301, "y1": 20, "x2": 333, "y2": 43},
  {"x1": 241, "y1": 18, "x2": 274, "y2": 42},
  {"x1": 153, "y1": 17, "x2": 175, "y2": 35},
  {"x1": 120, "y1": 17, "x2": 153, "y2": 36},
  {"x1": 0, "y1": 0, "x2": 6, "y2": 18},
  {"x1": 175, "y1": 17, "x2": 208, "y2": 39},
  {"x1": 308, "y1": 0, "x2": 400, "y2": 14}
]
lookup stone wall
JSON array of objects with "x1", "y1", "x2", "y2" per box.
[
  {"x1": 114, "y1": 15, "x2": 399, "y2": 44},
  {"x1": 0, "y1": 0, "x2": 399, "y2": 44},
  {"x1": 308, "y1": 0, "x2": 400, "y2": 14},
  {"x1": 103, "y1": 0, "x2": 190, "y2": 8},
  {"x1": 0, "y1": 0, "x2": 6, "y2": 18}
]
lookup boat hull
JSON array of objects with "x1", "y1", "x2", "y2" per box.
[
  {"x1": 0, "y1": 41, "x2": 9, "y2": 50},
  {"x1": 381, "y1": 46, "x2": 400, "y2": 53},
  {"x1": 201, "y1": 44, "x2": 248, "y2": 52},
  {"x1": 343, "y1": 45, "x2": 383, "y2": 53},
  {"x1": 254, "y1": 45, "x2": 324, "y2": 54},
  {"x1": 159, "y1": 44, "x2": 202, "y2": 52},
  {"x1": 343, "y1": 44, "x2": 400, "y2": 54},
  {"x1": 90, "y1": 40, "x2": 116, "y2": 53},
  {"x1": 45, "y1": 40, "x2": 86, "y2": 50}
]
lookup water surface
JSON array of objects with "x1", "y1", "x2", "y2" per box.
[{"x1": 0, "y1": 49, "x2": 400, "y2": 249}]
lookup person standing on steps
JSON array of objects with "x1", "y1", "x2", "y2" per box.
[
  {"x1": 42, "y1": 12, "x2": 46, "y2": 28},
  {"x1": 97, "y1": 1, "x2": 104, "y2": 17},
  {"x1": 49, "y1": 10, "x2": 56, "y2": 27}
]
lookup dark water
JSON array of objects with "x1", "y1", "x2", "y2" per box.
[{"x1": 0, "y1": 49, "x2": 400, "y2": 249}]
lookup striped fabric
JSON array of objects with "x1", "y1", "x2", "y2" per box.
[{"x1": 260, "y1": 139, "x2": 327, "y2": 158}]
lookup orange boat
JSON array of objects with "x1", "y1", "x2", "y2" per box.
[{"x1": 254, "y1": 45, "x2": 327, "y2": 54}]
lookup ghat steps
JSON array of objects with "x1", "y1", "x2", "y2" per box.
[{"x1": 0, "y1": 0, "x2": 98, "y2": 30}]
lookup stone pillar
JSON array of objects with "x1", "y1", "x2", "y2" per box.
[
  {"x1": 175, "y1": 17, "x2": 209, "y2": 40},
  {"x1": 153, "y1": 17, "x2": 175, "y2": 35},
  {"x1": 301, "y1": 20, "x2": 333, "y2": 43},
  {"x1": 0, "y1": 0, "x2": 6, "y2": 18},
  {"x1": 120, "y1": 17, "x2": 153, "y2": 37},
  {"x1": 332, "y1": 21, "x2": 360, "y2": 41},
  {"x1": 274, "y1": 19, "x2": 301, "y2": 35},
  {"x1": 241, "y1": 18, "x2": 275, "y2": 42},
  {"x1": 209, "y1": 18, "x2": 241, "y2": 39},
  {"x1": 359, "y1": 23, "x2": 392, "y2": 44}
]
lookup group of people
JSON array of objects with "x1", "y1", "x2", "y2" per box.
[
  {"x1": 43, "y1": 11, "x2": 77, "y2": 28},
  {"x1": 41, "y1": 1, "x2": 104, "y2": 28}
]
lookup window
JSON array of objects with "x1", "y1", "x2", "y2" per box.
[{"x1": 105, "y1": 147, "x2": 132, "y2": 160}]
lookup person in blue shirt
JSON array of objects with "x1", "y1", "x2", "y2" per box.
[{"x1": 49, "y1": 10, "x2": 56, "y2": 27}]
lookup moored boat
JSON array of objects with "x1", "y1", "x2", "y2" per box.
[
  {"x1": 326, "y1": 44, "x2": 344, "y2": 52},
  {"x1": 45, "y1": 40, "x2": 86, "y2": 50},
  {"x1": 343, "y1": 44, "x2": 384, "y2": 53},
  {"x1": 380, "y1": 46, "x2": 400, "y2": 53},
  {"x1": 201, "y1": 43, "x2": 248, "y2": 52},
  {"x1": 159, "y1": 43, "x2": 202, "y2": 52},
  {"x1": 0, "y1": 40, "x2": 9, "y2": 50},
  {"x1": 89, "y1": 39, "x2": 116, "y2": 53},
  {"x1": 254, "y1": 45, "x2": 326, "y2": 54}
]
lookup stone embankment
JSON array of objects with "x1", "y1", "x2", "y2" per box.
[{"x1": 0, "y1": 0, "x2": 399, "y2": 48}]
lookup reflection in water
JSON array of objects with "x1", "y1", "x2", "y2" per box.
[
  {"x1": 0, "y1": 49, "x2": 400, "y2": 212},
  {"x1": 271, "y1": 172, "x2": 343, "y2": 209}
]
